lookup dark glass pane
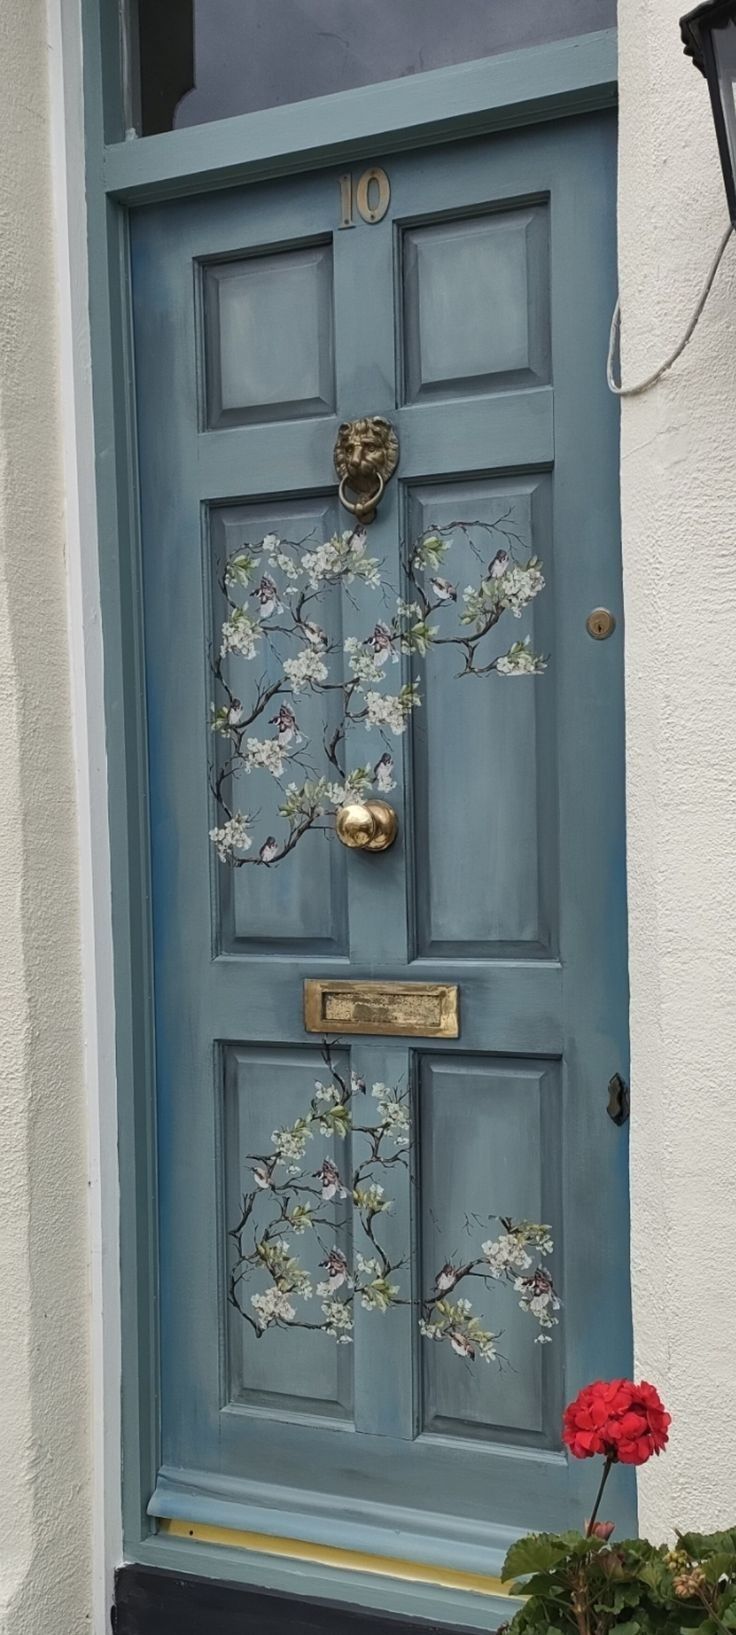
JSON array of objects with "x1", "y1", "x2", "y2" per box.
[{"x1": 136, "y1": 0, "x2": 616, "y2": 136}]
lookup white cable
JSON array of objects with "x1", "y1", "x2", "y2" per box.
[{"x1": 607, "y1": 221, "x2": 734, "y2": 397}]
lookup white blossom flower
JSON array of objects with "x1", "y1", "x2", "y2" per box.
[
  {"x1": 364, "y1": 683, "x2": 421, "y2": 736},
  {"x1": 244, "y1": 736, "x2": 288, "y2": 776},
  {"x1": 220, "y1": 606, "x2": 263, "y2": 660},
  {"x1": 209, "y1": 813, "x2": 253, "y2": 862},
  {"x1": 321, "y1": 1296, "x2": 354, "y2": 1343},
  {"x1": 283, "y1": 650, "x2": 329, "y2": 691},
  {"x1": 324, "y1": 768, "x2": 373, "y2": 808},
  {"x1": 355, "y1": 1253, "x2": 381, "y2": 1278},
  {"x1": 271, "y1": 1117, "x2": 313, "y2": 1163},
  {"x1": 344, "y1": 636, "x2": 386, "y2": 685},
  {"x1": 301, "y1": 529, "x2": 380, "y2": 590},
  {"x1": 251, "y1": 1288, "x2": 296, "y2": 1328},
  {"x1": 499, "y1": 557, "x2": 545, "y2": 616},
  {"x1": 496, "y1": 638, "x2": 547, "y2": 676},
  {"x1": 272, "y1": 551, "x2": 301, "y2": 581},
  {"x1": 482, "y1": 1234, "x2": 533, "y2": 1276},
  {"x1": 371, "y1": 1083, "x2": 410, "y2": 1145},
  {"x1": 313, "y1": 1079, "x2": 339, "y2": 1105}
]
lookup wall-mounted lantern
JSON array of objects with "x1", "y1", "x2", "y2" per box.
[{"x1": 682, "y1": 0, "x2": 736, "y2": 226}]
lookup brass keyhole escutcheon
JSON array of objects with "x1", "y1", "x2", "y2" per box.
[
  {"x1": 335, "y1": 800, "x2": 398, "y2": 852},
  {"x1": 586, "y1": 608, "x2": 617, "y2": 641},
  {"x1": 334, "y1": 416, "x2": 399, "y2": 524}
]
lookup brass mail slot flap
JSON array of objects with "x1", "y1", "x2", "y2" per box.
[{"x1": 304, "y1": 979, "x2": 459, "y2": 1039}]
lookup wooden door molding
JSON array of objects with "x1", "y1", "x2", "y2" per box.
[{"x1": 103, "y1": 31, "x2": 617, "y2": 205}]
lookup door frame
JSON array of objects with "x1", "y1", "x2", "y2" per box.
[{"x1": 54, "y1": 1, "x2": 619, "y2": 1624}]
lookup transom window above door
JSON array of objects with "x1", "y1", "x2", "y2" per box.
[{"x1": 132, "y1": 0, "x2": 617, "y2": 136}]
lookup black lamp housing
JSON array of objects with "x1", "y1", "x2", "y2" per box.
[{"x1": 682, "y1": 0, "x2": 736, "y2": 226}]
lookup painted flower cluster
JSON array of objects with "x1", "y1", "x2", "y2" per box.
[
  {"x1": 229, "y1": 1045, "x2": 559, "y2": 1366},
  {"x1": 210, "y1": 515, "x2": 546, "y2": 866}
]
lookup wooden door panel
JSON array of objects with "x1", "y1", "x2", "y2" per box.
[
  {"x1": 224, "y1": 1044, "x2": 354, "y2": 1419},
  {"x1": 210, "y1": 497, "x2": 348, "y2": 952},
  {"x1": 202, "y1": 242, "x2": 337, "y2": 429},
  {"x1": 407, "y1": 477, "x2": 555, "y2": 958},
  {"x1": 133, "y1": 112, "x2": 634, "y2": 1572},
  {"x1": 401, "y1": 204, "x2": 551, "y2": 403}
]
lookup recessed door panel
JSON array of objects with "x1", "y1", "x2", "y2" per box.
[
  {"x1": 210, "y1": 497, "x2": 348, "y2": 953},
  {"x1": 418, "y1": 1055, "x2": 562, "y2": 1443},
  {"x1": 401, "y1": 206, "x2": 551, "y2": 403},
  {"x1": 408, "y1": 477, "x2": 555, "y2": 957},
  {"x1": 203, "y1": 242, "x2": 336, "y2": 427},
  {"x1": 224, "y1": 1044, "x2": 354, "y2": 1418}
]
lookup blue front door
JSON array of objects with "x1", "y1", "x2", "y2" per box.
[{"x1": 132, "y1": 109, "x2": 633, "y2": 1590}]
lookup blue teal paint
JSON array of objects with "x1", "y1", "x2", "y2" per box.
[
  {"x1": 131, "y1": 111, "x2": 634, "y2": 1579},
  {"x1": 104, "y1": 31, "x2": 617, "y2": 203},
  {"x1": 79, "y1": 0, "x2": 627, "y2": 1615}
]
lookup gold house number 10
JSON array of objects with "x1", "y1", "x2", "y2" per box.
[{"x1": 338, "y1": 167, "x2": 391, "y2": 228}]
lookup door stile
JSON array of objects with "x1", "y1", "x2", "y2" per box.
[
  {"x1": 546, "y1": 121, "x2": 632, "y2": 1404},
  {"x1": 351, "y1": 1041, "x2": 417, "y2": 1440},
  {"x1": 332, "y1": 215, "x2": 411, "y2": 970}
]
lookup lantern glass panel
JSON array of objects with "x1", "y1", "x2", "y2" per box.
[{"x1": 711, "y1": 16, "x2": 736, "y2": 220}]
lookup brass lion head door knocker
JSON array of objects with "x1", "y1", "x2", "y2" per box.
[{"x1": 334, "y1": 415, "x2": 399, "y2": 524}]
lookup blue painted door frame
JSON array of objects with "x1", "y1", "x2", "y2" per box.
[{"x1": 78, "y1": 6, "x2": 627, "y2": 1619}]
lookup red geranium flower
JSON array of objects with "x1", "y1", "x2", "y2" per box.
[{"x1": 563, "y1": 1379, "x2": 670, "y2": 1467}]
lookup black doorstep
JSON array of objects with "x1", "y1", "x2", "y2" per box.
[{"x1": 113, "y1": 1565, "x2": 485, "y2": 1635}]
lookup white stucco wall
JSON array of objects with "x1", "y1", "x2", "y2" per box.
[
  {"x1": 619, "y1": 0, "x2": 736, "y2": 1536},
  {"x1": 0, "y1": 1, "x2": 92, "y2": 1630}
]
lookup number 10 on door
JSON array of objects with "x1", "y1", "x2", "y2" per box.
[{"x1": 339, "y1": 167, "x2": 391, "y2": 228}]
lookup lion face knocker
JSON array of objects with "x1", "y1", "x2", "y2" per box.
[{"x1": 334, "y1": 415, "x2": 399, "y2": 524}]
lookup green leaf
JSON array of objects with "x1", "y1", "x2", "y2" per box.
[
  {"x1": 679, "y1": 1532, "x2": 736, "y2": 1560},
  {"x1": 702, "y1": 1553, "x2": 736, "y2": 1584},
  {"x1": 502, "y1": 1534, "x2": 579, "y2": 1581}
]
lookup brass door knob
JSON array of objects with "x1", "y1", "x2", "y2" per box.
[{"x1": 335, "y1": 800, "x2": 398, "y2": 852}]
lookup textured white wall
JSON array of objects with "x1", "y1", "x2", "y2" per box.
[
  {"x1": 0, "y1": 0, "x2": 91, "y2": 1630},
  {"x1": 618, "y1": 0, "x2": 736, "y2": 1537}
]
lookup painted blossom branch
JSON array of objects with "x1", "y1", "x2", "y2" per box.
[
  {"x1": 209, "y1": 514, "x2": 547, "y2": 867},
  {"x1": 228, "y1": 1041, "x2": 410, "y2": 1342},
  {"x1": 419, "y1": 1219, "x2": 560, "y2": 1363},
  {"x1": 228, "y1": 1042, "x2": 560, "y2": 1364}
]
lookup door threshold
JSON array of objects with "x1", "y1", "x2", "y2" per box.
[{"x1": 159, "y1": 1517, "x2": 516, "y2": 1599}]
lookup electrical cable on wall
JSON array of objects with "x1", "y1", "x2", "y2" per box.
[{"x1": 607, "y1": 222, "x2": 734, "y2": 396}]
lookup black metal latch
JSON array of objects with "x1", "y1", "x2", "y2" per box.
[{"x1": 607, "y1": 1073, "x2": 630, "y2": 1126}]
